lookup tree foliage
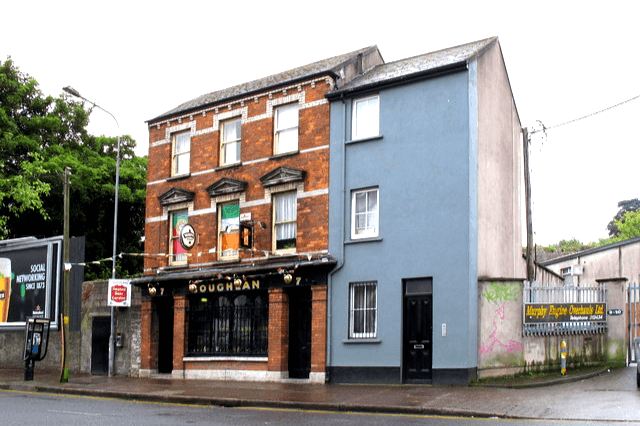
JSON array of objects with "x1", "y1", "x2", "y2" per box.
[
  {"x1": 0, "y1": 56, "x2": 147, "y2": 279},
  {"x1": 607, "y1": 198, "x2": 640, "y2": 237}
]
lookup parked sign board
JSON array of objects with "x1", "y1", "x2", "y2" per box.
[{"x1": 524, "y1": 303, "x2": 606, "y2": 323}]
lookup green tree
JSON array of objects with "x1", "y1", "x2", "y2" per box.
[
  {"x1": 612, "y1": 210, "x2": 640, "y2": 241},
  {"x1": 0, "y1": 56, "x2": 147, "y2": 279},
  {"x1": 607, "y1": 198, "x2": 640, "y2": 237}
]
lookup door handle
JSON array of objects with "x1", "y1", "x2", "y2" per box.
[{"x1": 414, "y1": 344, "x2": 424, "y2": 350}]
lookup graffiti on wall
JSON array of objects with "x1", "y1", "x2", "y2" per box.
[{"x1": 480, "y1": 282, "x2": 523, "y2": 354}]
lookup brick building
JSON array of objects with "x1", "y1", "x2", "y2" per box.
[{"x1": 133, "y1": 47, "x2": 383, "y2": 382}]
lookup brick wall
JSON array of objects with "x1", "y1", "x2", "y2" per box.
[
  {"x1": 268, "y1": 288, "x2": 289, "y2": 372},
  {"x1": 143, "y1": 78, "x2": 332, "y2": 274}
]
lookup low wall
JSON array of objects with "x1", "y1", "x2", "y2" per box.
[
  {"x1": 80, "y1": 281, "x2": 141, "y2": 376},
  {"x1": 477, "y1": 279, "x2": 625, "y2": 379}
]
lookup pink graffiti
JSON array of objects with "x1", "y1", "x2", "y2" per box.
[{"x1": 480, "y1": 304, "x2": 523, "y2": 354}]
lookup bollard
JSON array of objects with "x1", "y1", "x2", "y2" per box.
[{"x1": 560, "y1": 340, "x2": 567, "y2": 376}]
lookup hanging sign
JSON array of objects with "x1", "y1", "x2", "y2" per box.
[
  {"x1": 179, "y1": 224, "x2": 196, "y2": 250},
  {"x1": 108, "y1": 279, "x2": 131, "y2": 307}
]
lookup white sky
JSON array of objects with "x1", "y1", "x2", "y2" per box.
[{"x1": 3, "y1": 0, "x2": 639, "y2": 246}]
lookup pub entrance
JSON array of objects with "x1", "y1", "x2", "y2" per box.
[
  {"x1": 287, "y1": 286, "x2": 311, "y2": 379},
  {"x1": 156, "y1": 297, "x2": 174, "y2": 374},
  {"x1": 402, "y1": 278, "x2": 433, "y2": 383}
]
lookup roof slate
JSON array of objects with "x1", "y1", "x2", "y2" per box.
[
  {"x1": 331, "y1": 37, "x2": 497, "y2": 95},
  {"x1": 149, "y1": 45, "x2": 379, "y2": 123}
]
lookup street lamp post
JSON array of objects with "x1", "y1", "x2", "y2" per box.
[{"x1": 63, "y1": 86, "x2": 120, "y2": 377}]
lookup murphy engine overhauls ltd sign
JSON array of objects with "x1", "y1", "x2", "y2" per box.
[{"x1": 524, "y1": 303, "x2": 606, "y2": 323}]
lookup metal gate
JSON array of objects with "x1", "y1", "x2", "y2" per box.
[{"x1": 629, "y1": 284, "x2": 640, "y2": 362}]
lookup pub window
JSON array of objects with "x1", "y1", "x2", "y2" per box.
[
  {"x1": 218, "y1": 201, "x2": 240, "y2": 259},
  {"x1": 169, "y1": 209, "x2": 188, "y2": 265},
  {"x1": 273, "y1": 191, "x2": 297, "y2": 252},
  {"x1": 187, "y1": 292, "x2": 268, "y2": 356}
]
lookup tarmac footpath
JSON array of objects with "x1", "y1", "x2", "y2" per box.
[{"x1": 0, "y1": 366, "x2": 635, "y2": 421}]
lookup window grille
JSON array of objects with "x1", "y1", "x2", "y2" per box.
[{"x1": 188, "y1": 292, "x2": 268, "y2": 356}]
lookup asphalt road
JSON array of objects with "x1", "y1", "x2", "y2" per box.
[{"x1": 0, "y1": 389, "x2": 637, "y2": 426}]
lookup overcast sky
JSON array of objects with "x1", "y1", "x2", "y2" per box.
[{"x1": 3, "y1": 0, "x2": 639, "y2": 246}]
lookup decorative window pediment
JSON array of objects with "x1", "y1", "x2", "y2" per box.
[
  {"x1": 260, "y1": 166, "x2": 306, "y2": 187},
  {"x1": 206, "y1": 178, "x2": 248, "y2": 197},
  {"x1": 158, "y1": 187, "x2": 195, "y2": 206}
]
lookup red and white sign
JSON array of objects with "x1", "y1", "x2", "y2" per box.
[{"x1": 108, "y1": 279, "x2": 131, "y2": 307}]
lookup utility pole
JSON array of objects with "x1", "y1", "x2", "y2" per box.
[
  {"x1": 60, "y1": 166, "x2": 71, "y2": 382},
  {"x1": 522, "y1": 127, "x2": 535, "y2": 282}
]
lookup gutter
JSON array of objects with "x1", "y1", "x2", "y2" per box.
[{"x1": 131, "y1": 257, "x2": 337, "y2": 286}]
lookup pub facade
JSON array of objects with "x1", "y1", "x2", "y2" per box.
[{"x1": 133, "y1": 47, "x2": 383, "y2": 382}]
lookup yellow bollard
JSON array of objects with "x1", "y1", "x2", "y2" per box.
[{"x1": 561, "y1": 340, "x2": 567, "y2": 376}]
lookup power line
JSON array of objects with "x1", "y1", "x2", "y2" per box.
[{"x1": 530, "y1": 94, "x2": 640, "y2": 134}]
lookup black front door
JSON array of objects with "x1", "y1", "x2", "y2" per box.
[
  {"x1": 403, "y1": 294, "x2": 432, "y2": 383},
  {"x1": 157, "y1": 297, "x2": 174, "y2": 374},
  {"x1": 91, "y1": 316, "x2": 110, "y2": 375},
  {"x1": 288, "y1": 287, "x2": 311, "y2": 379}
]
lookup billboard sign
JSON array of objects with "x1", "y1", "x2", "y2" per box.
[{"x1": 0, "y1": 237, "x2": 62, "y2": 330}]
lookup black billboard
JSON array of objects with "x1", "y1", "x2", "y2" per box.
[{"x1": 0, "y1": 237, "x2": 61, "y2": 330}]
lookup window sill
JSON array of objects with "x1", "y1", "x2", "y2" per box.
[
  {"x1": 270, "y1": 150, "x2": 299, "y2": 160},
  {"x1": 342, "y1": 338, "x2": 381, "y2": 344},
  {"x1": 184, "y1": 356, "x2": 268, "y2": 362},
  {"x1": 160, "y1": 263, "x2": 189, "y2": 271},
  {"x1": 167, "y1": 173, "x2": 191, "y2": 182},
  {"x1": 273, "y1": 250, "x2": 297, "y2": 258},
  {"x1": 215, "y1": 162, "x2": 242, "y2": 171},
  {"x1": 346, "y1": 135, "x2": 383, "y2": 145},
  {"x1": 345, "y1": 237, "x2": 383, "y2": 245}
]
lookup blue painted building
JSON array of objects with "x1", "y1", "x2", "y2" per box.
[{"x1": 326, "y1": 37, "x2": 526, "y2": 384}]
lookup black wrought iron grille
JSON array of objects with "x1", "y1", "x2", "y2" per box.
[{"x1": 188, "y1": 292, "x2": 268, "y2": 356}]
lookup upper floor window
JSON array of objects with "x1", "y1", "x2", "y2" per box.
[
  {"x1": 172, "y1": 131, "x2": 191, "y2": 176},
  {"x1": 170, "y1": 209, "x2": 189, "y2": 265},
  {"x1": 220, "y1": 118, "x2": 241, "y2": 166},
  {"x1": 351, "y1": 188, "x2": 379, "y2": 239},
  {"x1": 352, "y1": 95, "x2": 379, "y2": 140},
  {"x1": 274, "y1": 103, "x2": 299, "y2": 154},
  {"x1": 219, "y1": 201, "x2": 240, "y2": 259},
  {"x1": 273, "y1": 191, "x2": 297, "y2": 252}
]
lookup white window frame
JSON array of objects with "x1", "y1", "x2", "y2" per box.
[
  {"x1": 272, "y1": 191, "x2": 297, "y2": 253},
  {"x1": 352, "y1": 95, "x2": 379, "y2": 140},
  {"x1": 218, "y1": 200, "x2": 240, "y2": 260},
  {"x1": 169, "y1": 209, "x2": 189, "y2": 266},
  {"x1": 349, "y1": 281, "x2": 377, "y2": 339},
  {"x1": 220, "y1": 118, "x2": 241, "y2": 166},
  {"x1": 172, "y1": 131, "x2": 191, "y2": 176},
  {"x1": 274, "y1": 103, "x2": 299, "y2": 154},
  {"x1": 351, "y1": 188, "x2": 379, "y2": 239}
]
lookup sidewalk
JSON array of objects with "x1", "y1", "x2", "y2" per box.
[{"x1": 0, "y1": 367, "x2": 623, "y2": 420}]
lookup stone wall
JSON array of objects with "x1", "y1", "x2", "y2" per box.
[
  {"x1": 478, "y1": 278, "x2": 627, "y2": 379},
  {"x1": 79, "y1": 280, "x2": 141, "y2": 376}
]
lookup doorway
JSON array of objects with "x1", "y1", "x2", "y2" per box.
[
  {"x1": 156, "y1": 297, "x2": 174, "y2": 374},
  {"x1": 287, "y1": 286, "x2": 311, "y2": 379},
  {"x1": 403, "y1": 278, "x2": 433, "y2": 383},
  {"x1": 91, "y1": 316, "x2": 110, "y2": 375}
]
